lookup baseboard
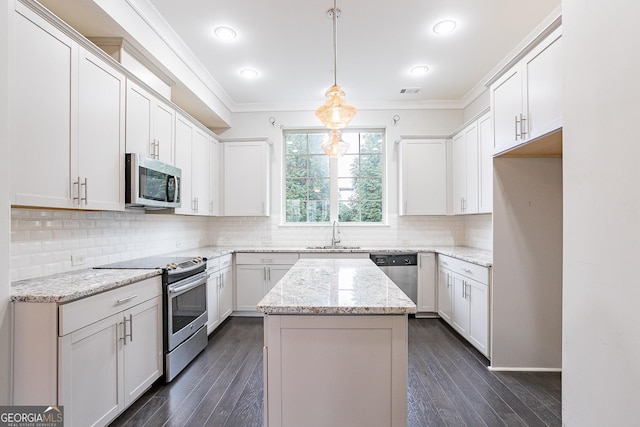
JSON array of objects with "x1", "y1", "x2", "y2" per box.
[
  {"x1": 488, "y1": 366, "x2": 562, "y2": 372},
  {"x1": 231, "y1": 311, "x2": 264, "y2": 318},
  {"x1": 415, "y1": 312, "x2": 439, "y2": 319}
]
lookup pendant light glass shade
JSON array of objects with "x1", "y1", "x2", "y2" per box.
[
  {"x1": 315, "y1": 85, "x2": 357, "y2": 129},
  {"x1": 316, "y1": 0, "x2": 356, "y2": 156},
  {"x1": 322, "y1": 129, "x2": 349, "y2": 157}
]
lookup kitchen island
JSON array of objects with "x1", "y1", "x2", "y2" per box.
[{"x1": 257, "y1": 258, "x2": 416, "y2": 427}]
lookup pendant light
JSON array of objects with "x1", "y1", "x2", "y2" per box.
[{"x1": 316, "y1": 0, "x2": 356, "y2": 157}]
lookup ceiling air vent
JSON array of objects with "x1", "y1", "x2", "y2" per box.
[{"x1": 400, "y1": 88, "x2": 420, "y2": 94}]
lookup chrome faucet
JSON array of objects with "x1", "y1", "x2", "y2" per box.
[{"x1": 331, "y1": 220, "x2": 341, "y2": 247}]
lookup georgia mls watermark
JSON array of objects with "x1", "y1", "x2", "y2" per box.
[{"x1": 0, "y1": 406, "x2": 64, "y2": 427}]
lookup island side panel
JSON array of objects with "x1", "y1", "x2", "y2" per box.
[{"x1": 263, "y1": 314, "x2": 408, "y2": 427}]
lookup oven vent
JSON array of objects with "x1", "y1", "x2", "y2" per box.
[{"x1": 400, "y1": 88, "x2": 421, "y2": 94}]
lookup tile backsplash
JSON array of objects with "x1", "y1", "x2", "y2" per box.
[{"x1": 11, "y1": 208, "x2": 492, "y2": 281}]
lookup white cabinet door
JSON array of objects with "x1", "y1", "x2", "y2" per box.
[
  {"x1": 451, "y1": 132, "x2": 466, "y2": 215},
  {"x1": 174, "y1": 114, "x2": 193, "y2": 215},
  {"x1": 122, "y1": 296, "x2": 163, "y2": 406},
  {"x1": 267, "y1": 265, "x2": 292, "y2": 294},
  {"x1": 222, "y1": 140, "x2": 271, "y2": 216},
  {"x1": 464, "y1": 124, "x2": 479, "y2": 214},
  {"x1": 207, "y1": 271, "x2": 220, "y2": 333},
  {"x1": 11, "y1": 4, "x2": 76, "y2": 208},
  {"x1": 467, "y1": 279, "x2": 490, "y2": 356},
  {"x1": 437, "y1": 267, "x2": 452, "y2": 323},
  {"x1": 153, "y1": 100, "x2": 175, "y2": 165},
  {"x1": 125, "y1": 80, "x2": 175, "y2": 164},
  {"x1": 209, "y1": 137, "x2": 220, "y2": 215},
  {"x1": 491, "y1": 65, "x2": 523, "y2": 154},
  {"x1": 451, "y1": 274, "x2": 470, "y2": 337},
  {"x1": 219, "y1": 266, "x2": 233, "y2": 320},
  {"x1": 417, "y1": 253, "x2": 436, "y2": 313},
  {"x1": 125, "y1": 80, "x2": 153, "y2": 159},
  {"x1": 192, "y1": 129, "x2": 210, "y2": 215},
  {"x1": 523, "y1": 28, "x2": 563, "y2": 141},
  {"x1": 77, "y1": 49, "x2": 125, "y2": 211},
  {"x1": 235, "y1": 265, "x2": 267, "y2": 311},
  {"x1": 477, "y1": 112, "x2": 493, "y2": 213},
  {"x1": 399, "y1": 139, "x2": 448, "y2": 215},
  {"x1": 59, "y1": 314, "x2": 123, "y2": 427}
]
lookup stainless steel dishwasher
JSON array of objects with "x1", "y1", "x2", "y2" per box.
[{"x1": 370, "y1": 253, "x2": 418, "y2": 303}]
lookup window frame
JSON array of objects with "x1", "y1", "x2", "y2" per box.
[{"x1": 281, "y1": 128, "x2": 387, "y2": 226}]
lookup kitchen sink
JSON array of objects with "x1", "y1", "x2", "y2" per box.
[{"x1": 305, "y1": 245, "x2": 362, "y2": 250}]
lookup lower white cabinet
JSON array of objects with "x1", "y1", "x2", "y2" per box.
[
  {"x1": 437, "y1": 255, "x2": 490, "y2": 357},
  {"x1": 13, "y1": 276, "x2": 163, "y2": 427},
  {"x1": 207, "y1": 253, "x2": 233, "y2": 334},
  {"x1": 417, "y1": 253, "x2": 437, "y2": 315},
  {"x1": 234, "y1": 252, "x2": 299, "y2": 313}
]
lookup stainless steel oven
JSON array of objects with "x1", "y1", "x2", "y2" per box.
[{"x1": 164, "y1": 264, "x2": 208, "y2": 381}]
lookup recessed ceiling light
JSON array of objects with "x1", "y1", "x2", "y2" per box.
[
  {"x1": 214, "y1": 26, "x2": 237, "y2": 41},
  {"x1": 410, "y1": 65, "x2": 430, "y2": 76},
  {"x1": 239, "y1": 68, "x2": 259, "y2": 79},
  {"x1": 433, "y1": 20, "x2": 457, "y2": 35}
]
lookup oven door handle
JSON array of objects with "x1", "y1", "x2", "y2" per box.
[{"x1": 168, "y1": 272, "x2": 208, "y2": 295}]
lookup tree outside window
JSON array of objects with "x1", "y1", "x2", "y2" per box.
[{"x1": 284, "y1": 130, "x2": 384, "y2": 224}]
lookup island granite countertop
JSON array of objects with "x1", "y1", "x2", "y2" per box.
[{"x1": 257, "y1": 258, "x2": 417, "y2": 315}]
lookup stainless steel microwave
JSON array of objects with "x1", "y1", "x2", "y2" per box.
[{"x1": 125, "y1": 153, "x2": 181, "y2": 209}]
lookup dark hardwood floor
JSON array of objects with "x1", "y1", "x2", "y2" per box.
[{"x1": 111, "y1": 317, "x2": 561, "y2": 427}]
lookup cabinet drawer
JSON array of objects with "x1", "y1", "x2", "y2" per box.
[
  {"x1": 438, "y1": 255, "x2": 489, "y2": 284},
  {"x1": 235, "y1": 252, "x2": 299, "y2": 265},
  {"x1": 219, "y1": 254, "x2": 233, "y2": 269},
  {"x1": 206, "y1": 257, "x2": 220, "y2": 272},
  {"x1": 59, "y1": 276, "x2": 162, "y2": 336}
]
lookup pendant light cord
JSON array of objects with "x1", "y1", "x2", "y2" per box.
[{"x1": 332, "y1": 0, "x2": 338, "y2": 86}]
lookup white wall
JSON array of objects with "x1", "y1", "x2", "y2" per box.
[
  {"x1": 0, "y1": 0, "x2": 11, "y2": 405},
  {"x1": 563, "y1": 1, "x2": 640, "y2": 425},
  {"x1": 492, "y1": 157, "x2": 562, "y2": 370}
]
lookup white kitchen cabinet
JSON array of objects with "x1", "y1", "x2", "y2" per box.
[
  {"x1": 437, "y1": 265, "x2": 453, "y2": 324},
  {"x1": 451, "y1": 123, "x2": 479, "y2": 214},
  {"x1": 398, "y1": 138, "x2": 448, "y2": 215},
  {"x1": 209, "y1": 137, "x2": 221, "y2": 215},
  {"x1": 234, "y1": 252, "x2": 299, "y2": 313},
  {"x1": 221, "y1": 139, "x2": 272, "y2": 216},
  {"x1": 477, "y1": 112, "x2": 493, "y2": 213},
  {"x1": 174, "y1": 113, "x2": 193, "y2": 215},
  {"x1": 174, "y1": 116, "x2": 211, "y2": 216},
  {"x1": 437, "y1": 254, "x2": 490, "y2": 357},
  {"x1": 13, "y1": 276, "x2": 163, "y2": 427},
  {"x1": 125, "y1": 79, "x2": 175, "y2": 164},
  {"x1": 191, "y1": 128, "x2": 211, "y2": 215},
  {"x1": 417, "y1": 253, "x2": 437, "y2": 315},
  {"x1": 491, "y1": 27, "x2": 562, "y2": 155},
  {"x1": 10, "y1": 3, "x2": 125, "y2": 211},
  {"x1": 207, "y1": 254, "x2": 233, "y2": 334}
]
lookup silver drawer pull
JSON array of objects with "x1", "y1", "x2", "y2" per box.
[
  {"x1": 462, "y1": 268, "x2": 473, "y2": 274},
  {"x1": 441, "y1": 261, "x2": 448, "y2": 265},
  {"x1": 116, "y1": 295, "x2": 137, "y2": 304}
]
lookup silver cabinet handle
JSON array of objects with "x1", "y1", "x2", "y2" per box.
[
  {"x1": 195, "y1": 197, "x2": 199, "y2": 212},
  {"x1": 515, "y1": 115, "x2": 521, "y2": 140},
  {"x1": 446, "y1": 273, "x2": 451, "y2": 288},
  {"x1": 520, "y1": 114, "x2": 528, "y2": 137},
  {"x1": 263, "y1": 266, "x2": 267, "y2": 281},
  {"x1": 116, "y1": 295, "x2": 137, "y2": 304},
  {"x1": 149, "y1": 140, "x2": 155, "y2": 158},
  {"x1": 120, "y1": 317, "x2": 127, "y2": 345},
  {"x1": 155, "y1": 141, "x2": 160, "y2": 159},
  {"x1": 462, "y1": 280, "x2": 467, "y2": 298},
  {"x1": 81, "y1": 177, "x2": 88, "y2": 205},
  {"x1": 73, "y1": 177, "x2": 81, "y2": 204},
  {"x1": 267, "y1": 266, "x2": 271, "y2": 281}
]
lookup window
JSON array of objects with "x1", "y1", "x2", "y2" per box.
[{"x1": 284, "y1": 129, "x2": 384, "y2": 224}]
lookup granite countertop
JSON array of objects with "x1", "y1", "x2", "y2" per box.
[
  {"x1": 11, "y1": 268, "x2": 162, "y2": 303},
  {"x1": 257, "y1": 258, "x2": 417, "y2": 315},
  {"x1": 11, "y1": 245, "x2": 490, "y2": 304},
  {"x1": 234, "y1": 245, "x2": 493, "y2": 267}
]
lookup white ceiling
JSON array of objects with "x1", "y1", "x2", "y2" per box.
[{"x1": 144, "y1": 0, "x2": 560, "y2": 111}]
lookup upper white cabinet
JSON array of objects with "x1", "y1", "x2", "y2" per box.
[
  {"x1": 491, "y1": 27, "x2": 562, "y2": 155},
  {"x1": 477, "y1": 112, "x2": 493, "y2": 213},
  {"x1": 398, "y1": 138, "x2": 448, "y2": 215},
  {"x1": 452, "y1": 123, "x2": 479, "y2": 214},
  {"x1": 208, "y1": 137, "x2": 220, "y2": 215},
  {"x1": 10, "y1": 2, "x2": 124, "y2": 211},
  {"x1": 191, "y1": 128, "x2": 211, "y2": 215},
  {"x1": 125, "y1": 80, "x2": 175, "y2": 165},
  {"x1": 451, "y1": 111, "x2": 493, "y2": 215},
  {"x1": 221, "y1": 139, "x2": 272, "y2": 216}
]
